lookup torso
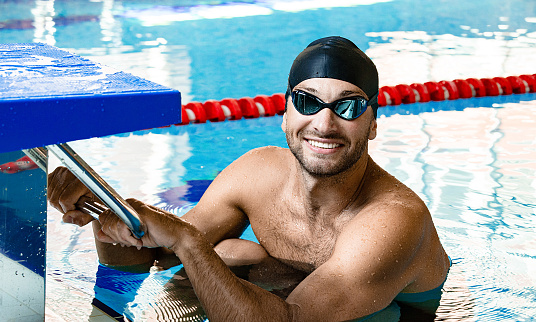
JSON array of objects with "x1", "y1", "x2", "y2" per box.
[{"x1": 235, "y1": 146, "x2": 449, "y2": 293}]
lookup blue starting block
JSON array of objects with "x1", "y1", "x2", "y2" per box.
[
  {"x1": 0, "y1": 43, "x2": 181, "y2": 319},
  {"x1": 0, "y1": 43, "x2": 181, "y2": 153}
]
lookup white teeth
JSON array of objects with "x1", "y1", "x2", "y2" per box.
[{"x1": 307, "y1": 140, "x2": 340, "y2": 149}]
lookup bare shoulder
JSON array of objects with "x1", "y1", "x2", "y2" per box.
[
  {"x1": 333, "y1": 158, "x2": 447, "y2": 292},
  {"x1": 364, "y1": 158, "x2": 430, "y2": 219},
  {"x1": 205, "y1": 146, "x2": 292, "y2": 201},
  {"x1": 286, "y1": 179, "x2": 437, "y2": 320},
  {"x1": 234, "y1": 146, "x2": 291, "y2": 166},
  {"x1": 224, "y1": 146, "x2": 292, "y2": 180},
  {"x1": 349, "y1": 159, "x2": 432, "y2": 247},
  {"x1": 183, "y1": 146, "x2": 292, "y2": 243}
]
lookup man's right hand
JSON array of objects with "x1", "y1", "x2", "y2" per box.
[{"x1": 48, "y1": 166, "x2": 96, "y2": 227}]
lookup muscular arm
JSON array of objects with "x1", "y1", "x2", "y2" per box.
[
  {"x1": 201, "y1": 208, "x2": 425, "y2": 321},
  {"x1": 47, "y1": 152, "x2": 250, "y2": 270},
  {"x1": 103, "y1": 196, "x2": 430, "y2": 321},
  {"x1": 285, "y1": 204, "x2": 428, "y2": 320}
]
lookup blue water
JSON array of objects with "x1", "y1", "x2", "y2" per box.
[
  {"x1": 2, "y1": 0, "x2": 536, "y2": 321},
  {"x1": 2, "y1": 0, "x2": 535, "y2": 101}
]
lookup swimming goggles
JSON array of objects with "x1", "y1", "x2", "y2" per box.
[{"x1": 291, "y1": 90, "x2": 375, "y2": 120}]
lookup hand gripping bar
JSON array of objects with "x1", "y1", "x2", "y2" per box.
[{"x1": 24, "y1": 144, "x2": 145, "y2": 239}]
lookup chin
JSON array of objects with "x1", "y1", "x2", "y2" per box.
[{"x1": 299, "y1": 159, "x2": 354, "y2": 177}]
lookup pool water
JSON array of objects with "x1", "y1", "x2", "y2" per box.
[
  {"x1": 2, "y1": 0, "x2": 536, "y2": 321},
  {"x1": 2, "y1": 0, "x2": 536, "y2": 102}
]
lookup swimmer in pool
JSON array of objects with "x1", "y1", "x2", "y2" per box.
[{"x1": 48, "y1": 36, "x2": 450, "y2": 321}]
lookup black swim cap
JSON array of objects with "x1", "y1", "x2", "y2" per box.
[{"x1": 287, "y1": 36, "x2": 379, "y2": 118}]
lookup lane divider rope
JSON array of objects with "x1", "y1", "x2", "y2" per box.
[
  {"x1": 175, "y1": 74, "x2": 536, "y2": 125},
  {"x1": 3, "y1": 74, "x2": 535, "y2": 174}
]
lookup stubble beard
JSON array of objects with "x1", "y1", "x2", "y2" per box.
[{"x1": 286, "y1": 126, "x2": 370, "y2": 178}]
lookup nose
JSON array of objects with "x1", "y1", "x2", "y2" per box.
[{"x1": 311, "y1": 108, "x2": 338, "y2": 133}]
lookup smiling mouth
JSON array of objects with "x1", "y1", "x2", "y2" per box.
[{"x1": 307, "y1": 139, "x2": 342, "y2": 149}]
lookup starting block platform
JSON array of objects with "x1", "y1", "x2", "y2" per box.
[{"x1": 0, "y1": 43, "x2": 181, "y2": 153}]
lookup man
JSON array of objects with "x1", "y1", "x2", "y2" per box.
[{"x1": 48, "y1": 36, "x2": 450, "y2": 321}]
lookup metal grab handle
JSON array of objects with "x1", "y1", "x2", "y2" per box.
[
  {"x1": 24, "y1": 144, "x2": 145, "y2": 238},
  {"x1": 24, "y1": 147, "x2": 105, "y2": 219},
  {"x1": 75, "y1": 196, "x2": 108, "y2": 218}
]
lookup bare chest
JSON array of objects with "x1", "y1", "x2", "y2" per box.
[{"x1": 249, "y1": 204, "x2": 345, "y2": 273}]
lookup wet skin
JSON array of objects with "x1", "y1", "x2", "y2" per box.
[{"x1": 48, "y1": 78, "x2": 450, "y2": 321}]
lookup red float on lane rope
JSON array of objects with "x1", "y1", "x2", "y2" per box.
[
  {"x1": 270, "y1": 93, "x2": 286, "y2": 115},
  {"x1": 439, "y1": 81, "x2": 459, "y2": 100},
  {"x1": 253, "y1": 95, "x2": 276, "y2": 117},
  {"x1": 395, "y1": 84, "x2": 416, "y2": 104},
  {"x1": 410, "y1": 83, "x2": 430, "y2": 102},
  {"x1": 481, "y1": 78, "x2": 501, "y2": 96},
  {"x1": 507, "y1": 76, "x2": 528, "y2": 94},
  {"x1": 519, "y1": 74, "x2": 536, "y2": 93},
  {"x1": 466, "y1": 78, "x2": 486, "y2": 97},
  {"x1": 424, "y1": 82, "x2": 446, "y2": 101},
  {"x1": 380, "y1": 86, "x2": 402, "y2": 105},
  {"x1": 203, "y1": 100, "x2": 226, "y2": 122},
  {"x1": 0, "y1": 156, "x2": 39, "y2": 174},
  {"x1": 377, "y1": 89, "x2": 387, "y2": 106},
  {"x1": 183, "y1": 102, "x2": 207, "y2": 123},
  {"x1": 453, "y1": 79, "x2": 474, "y2": 98},
  {"x1": 238, "y1": 97, "x2": 260, "y2": 118},
  {"x1": 220, "y1": 98, "x2": 243, "y2": 120}
]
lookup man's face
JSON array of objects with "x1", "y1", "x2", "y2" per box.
[{"x1": 282, "y1": 78, "x2": 377, "y2": 177}]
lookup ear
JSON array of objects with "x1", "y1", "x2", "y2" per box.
[
  {"x1": 281, "y1": 112, "x2": 287, "y2": 132},
  {"x1": 368, "y1": 117, "x2": 377, "y2": 140}
]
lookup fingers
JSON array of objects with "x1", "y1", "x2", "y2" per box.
[
  {"x1": 97, "y1": 210, "x2": 143, "y2": 249},
  {"x1": 62, "y1": 210, "x2": 95, "y2": 227},
  {"x1": 124, "y1": 198, "x2": 183, "y2": 250},
  {"x1": 48, "y1": 167, "x2": 92, "y2": 214}
]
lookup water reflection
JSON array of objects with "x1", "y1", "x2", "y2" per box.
[
  {"x1": 3, "y1": 0, "x2": 535, "y2": 103},
  {"x1": 367, "y1": 30, "x2": 536, "y2": 86}
]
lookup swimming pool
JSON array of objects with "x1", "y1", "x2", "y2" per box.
[{"x1": 2, "y1": 0, "x2": 536, "y2": 320}]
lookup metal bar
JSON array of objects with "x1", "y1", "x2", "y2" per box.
[
  {"x1": 25, "y1": 145, "x2": 145, "y2": 238},
  {"x1": 22, "y1": 147, "x2": 48, "y2": 172},
  {"x1": 47, "y1": 143, "x2": 145, "y2": 238},
  {"x1": 25, "y1": 147, "x2": 106, "y2": 220},
  {"x1": 75, "y1": 196, "x2": 108, "y2": 219},
  {"x1": 24, "y1": 147, "x2": 106, "y2": 220}
]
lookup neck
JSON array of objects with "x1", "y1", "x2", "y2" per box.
[{"x1": 293, "y1": 154, "x2": 371, "y2": 220}]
